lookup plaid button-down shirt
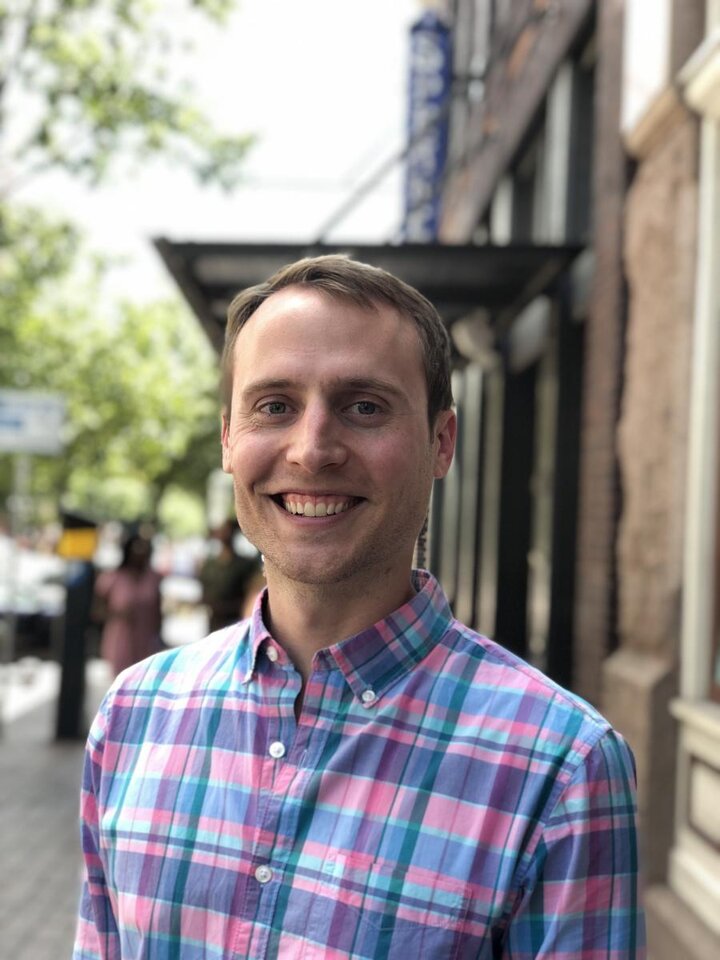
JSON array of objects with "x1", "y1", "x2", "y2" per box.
[{"x1": 74, "y1": 570, "x2": 645, "y2": 959}]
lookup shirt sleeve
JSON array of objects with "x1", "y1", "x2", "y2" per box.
[
  {"x1": 73, "y1": 700, "x2": 121, "y2": 960},
  {"x1": 503, "y1": 729, "x2": 646, "y2": 959}
]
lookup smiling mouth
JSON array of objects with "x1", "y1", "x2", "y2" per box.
[{"x1": 271, "y1": 493, "x2": 363, "y2": 517}]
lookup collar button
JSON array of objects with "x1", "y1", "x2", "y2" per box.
[{"x1": 361, "y1": 688, "x2": 377, "y2": 706}]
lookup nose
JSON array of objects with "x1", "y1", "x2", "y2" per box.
[{"x1": 285, "y1": 402, "x2": 348, "y2": 473}]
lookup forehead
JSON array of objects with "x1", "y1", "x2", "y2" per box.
[
  {"x1": 232, "y1": 286, "x2": 425, "y2": 387},
  {"x1": 241, "y1": 285, "x2": 404, "y2": 336}
]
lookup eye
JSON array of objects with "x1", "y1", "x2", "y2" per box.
[
  {"x1": 350, "y1": 400, "x2": 381, "y2": 416},
  {"x1": 259, "y1": 400, "x2": 289, "y2": 416}
]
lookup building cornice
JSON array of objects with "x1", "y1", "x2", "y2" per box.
[
  {"x1": 680, "y1": 29, "x2": 720, "y2": 120},
  {"x1": 623, "y1": 87, "x2": 690, "y2": 160}
]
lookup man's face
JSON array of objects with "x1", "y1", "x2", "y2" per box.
[{"x1": 221, "y1": 285, "x2": 455, "y2": 590}]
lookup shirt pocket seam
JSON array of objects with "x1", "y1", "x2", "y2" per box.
[{"x1": 318, "y1": 853, "x2": 470, "y2": 933}]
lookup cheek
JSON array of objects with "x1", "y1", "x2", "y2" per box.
[
  {"x1": 369, "y1": 434, "x2": 431, "y2": 483},
  {"x1": 227, "y1": 433, "x2": 276, "y2": 485}
]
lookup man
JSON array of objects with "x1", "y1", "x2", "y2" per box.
[
  {"x1": 198, "y1": 520, "x2": 262, "y2": 632},
  {"x1": 74, "y1": 256, "x2": 645, "y2": 959}
]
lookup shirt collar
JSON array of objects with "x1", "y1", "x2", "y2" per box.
[
  {"x1": 243, "y1": 570, "x2": 453, "y2": 703},
  {"x1": 242, "y1": 591, "x2": 274, "y2": 682}
]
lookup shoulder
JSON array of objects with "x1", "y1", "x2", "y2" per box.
[
  {"x1": 436, "y1": 619, "x2": 619, "y2": 775},
  {"x1": 124, "y1": 618, "x2": 251, "y2": 690},
  {"x1": 91, "y1": 619, "x2": 253, "y2": 739}
]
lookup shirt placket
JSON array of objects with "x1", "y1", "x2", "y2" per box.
[{"x1": 233, "y1": 652, "x2": 338, "y2": 959}]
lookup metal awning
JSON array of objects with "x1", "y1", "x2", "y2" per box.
[{"x1": 154, "y1": 239, "x2": 582, "y2": 353}]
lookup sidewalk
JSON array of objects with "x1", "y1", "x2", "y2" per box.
[{"x1": 0, "y1": 661, "x2": 110, "y2": 960}]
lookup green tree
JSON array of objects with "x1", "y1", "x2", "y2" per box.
[
  {"x1": 0, "y1": 0, "x2": 249, "y2": 527},
  {"x1": 0, "y1": 0, "x2": 252, "y2": 192},
  {"x1": 0, "y1": 218, "x2": 223, "y2": 522}
]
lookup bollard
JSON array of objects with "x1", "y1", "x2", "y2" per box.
[
  {"x1": 55, "y1": 559, "x2": 95, "y2": 740},
  {"x1": 55, "y1": 513, "x2": 98, "y2": 741}
]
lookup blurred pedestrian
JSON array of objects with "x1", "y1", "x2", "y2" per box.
[
  {"x1": 93, "y1": 533, "x2": 162, "y2": 677},
  {"x1": 198, "y1": 520, "x2": 261, "y2": 631}
]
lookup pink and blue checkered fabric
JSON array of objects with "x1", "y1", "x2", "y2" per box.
[{"x1": 75, "y1": 571, "x2": 645, "y2": 959}]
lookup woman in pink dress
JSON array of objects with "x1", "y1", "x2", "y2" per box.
[{"x1": 94, "y1": 534, "x2": 162, "y2": 677}]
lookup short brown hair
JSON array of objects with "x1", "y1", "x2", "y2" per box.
[{"x1": 221, "y1": 254, "x2": 454, "y2": 425}]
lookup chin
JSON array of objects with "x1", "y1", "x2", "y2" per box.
[{"x1": 263, "y1": 548, "x2": 371, "y2": 587}]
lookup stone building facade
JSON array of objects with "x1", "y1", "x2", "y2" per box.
[{"x1": 433, "y1": 0, "x2": 720, "y2": 956}]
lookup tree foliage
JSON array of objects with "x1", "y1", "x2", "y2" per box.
[
  {"x1": 0, "y1": 0, "x2": 253, "y2": 192},
  {"x1": 0, "y1": 1, "x2": 249, "y2": 527},
  {"x1": 0, "y1": 206, "x2": 223, "y2": 523}
]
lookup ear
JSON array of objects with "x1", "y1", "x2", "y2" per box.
[
  {"x1": 221, "y1": 411, "x2": 232, "y2": 473},
  {"x1": 432, "y1": 409, "x2": 456, "y2": 479}
]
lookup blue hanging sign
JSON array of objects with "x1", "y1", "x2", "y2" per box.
[{"x1": 403, "y1": 13, "x2": 452, "y2": 242}]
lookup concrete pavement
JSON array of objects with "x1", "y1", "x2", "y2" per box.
[
  {"x1": 0, "y1": 700, "x2": 84, "y2": 960},
  {"x1": 0, "y1": 661, "x2": 110, "y2": 960}
]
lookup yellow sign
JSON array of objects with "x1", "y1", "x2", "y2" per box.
[{"x1": 57, "y1": 528, "x2": 98, "y2": 560}]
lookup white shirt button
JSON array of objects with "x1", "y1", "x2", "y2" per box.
[
  {"x1": 254, "y1": 864, "x2": 273, "y2": 884},
  {"x1": 269, "y1": 741, "x2": 286, "y2": 759},
  {"x1": 361, "y1": 688, "x2": 377, "y2": 705},
  {"x1": 266, "y1": 646, "x2": 278, "y2": 663}
]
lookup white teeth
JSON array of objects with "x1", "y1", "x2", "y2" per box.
[{"x1": 281, "y1": 498, "x2": 353, "y2": 516}]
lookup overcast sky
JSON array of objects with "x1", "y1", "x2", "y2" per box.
[{"x1": 17, "y1": 0, "x2": 421, "y2": 300}]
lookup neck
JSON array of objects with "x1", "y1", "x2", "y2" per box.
[{"x1": 263, "y1": 565, "x2": 416, "y2": 682}]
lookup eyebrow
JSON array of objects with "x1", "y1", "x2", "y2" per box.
[
  {"x1": 240, "y1": 379, "x2": 293, "y2": 397},
  {"x1": 240, "y1": 376, "x2": 409, "y2": 400},
  {"x1": 337, "y1": 377, "x2": 408, "y2": 399}
]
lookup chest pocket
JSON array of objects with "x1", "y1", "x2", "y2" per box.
[{"x1": 301, "y1": 852, "x2": 471, "y2": 959}]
